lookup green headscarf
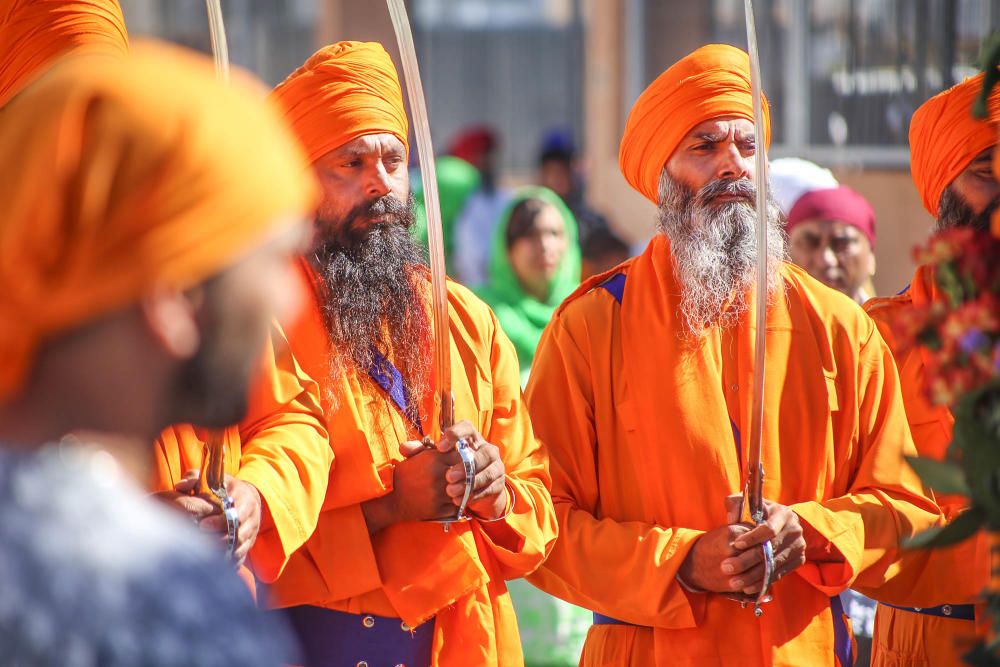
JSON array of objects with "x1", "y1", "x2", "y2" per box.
[
  {"x1": 412, "y1": 155, "x2": 481, "y2": 274},
  {"x1": 474, "y1": 186, "x2": 581, "y2": 384}
]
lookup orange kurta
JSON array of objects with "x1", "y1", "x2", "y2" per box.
[
  {"x1": 151, "y1": 323, "x2": 332, "y2": 588},
  {"x1": 864, "y1": 266, "x2": 989, "y2": 666},
  {"x1": 265, "y1": 261, "x2": 558, "y2": 667},
  {"x1": 524, "y1": 236, "x2": 942, "y2": 667}
]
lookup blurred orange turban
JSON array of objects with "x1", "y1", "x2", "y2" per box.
[
  {"x1": 619, "y1": 44, "x2": 771, "y2": 205},
  {"x1": 271, "y1": 41, "x2": 409, "y2": 164},
  {"x1": 0, "y1": 41, "x2": 318, "y2": 402},
  {"x1": 0, "y1": 0, "x2": 129, "y2": 107},
  {"x1": 909, "y1": 73, "x2": 1000, "y2": 216}
]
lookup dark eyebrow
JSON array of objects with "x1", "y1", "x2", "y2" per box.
[{"x1": 972, "y1": 153, "x2": 993, "y2": 165}]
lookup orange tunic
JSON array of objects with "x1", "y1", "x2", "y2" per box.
[
  {"x1": 524, "y1": 236, "x2": 942, "y2": 666},
  {"x1": 864, "y1": 266, "x2": 989, "y2": 666},
  {"x1": 265, "y1": 261, "x2": 558, "y2": 667},
  {"x1": 151, "y1": 324, "x2": 332, "y2": 588}
]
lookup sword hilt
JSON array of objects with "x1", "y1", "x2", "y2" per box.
[{"x1": 738, "y1": 463, "x2": 774, "y2": 616}]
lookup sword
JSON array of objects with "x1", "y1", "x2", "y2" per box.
[
  {"x1": 195, "y1": 428, "x2": 239, "y2": 560},
  {"x1": 193, "y1": 0, "x2": 239, "y2": 560},
  {"x1": 387, "y1": 0, "x2": 476, "y2": 529},
  {"x1": 739, "y1": 0, "x2": 776, "y2": 617}
]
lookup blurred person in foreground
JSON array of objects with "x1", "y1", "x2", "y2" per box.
[
  {"x1": 0, "y1": 0, "x2": 129, "y2": 108},
  {"x1": 864, "y1": 72, "x2": 1000, "y2": 667},
  {"x1": 0, "y1": 41, "x2": 317, "y2": 665},
  {"x1": 786, "y1": 185, "x2": 878, "y2": 305},
  {"x1": 524, "y1": 43, "x2": 941, "y2": 666}
]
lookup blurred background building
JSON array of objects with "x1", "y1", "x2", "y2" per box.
[{"x1": 118, "y1": 0, "x2": 1000, "y2": 296}]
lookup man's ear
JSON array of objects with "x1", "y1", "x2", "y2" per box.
[{"x1": 138, "y1": 286, "x2": 201, "y2": 361}]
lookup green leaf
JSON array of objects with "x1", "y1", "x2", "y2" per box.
[
  {"x1": 904, "y1": 507, "x2": 985, "y2": 549},
  {"x1": 905, "y1": 456, "x2": 971, "y2": 496}
]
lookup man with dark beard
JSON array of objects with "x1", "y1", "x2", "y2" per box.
[
  {"x1": 523, "y1": 44, "x2": 941, "y2": 666},
  {"x1": 263, "y1": 41, "x2": 557, "y2": 667},
  {"x1": 864, "y1": 74, "x2": 1000, "y2": 667}
]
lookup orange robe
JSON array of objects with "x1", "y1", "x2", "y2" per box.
[
  {"x1": 151, "y1": 324, "x2": 332, "y2": 590},
  {"x1": 864, "y1": 266, "x2": 989, "y2": 666},
  {"x1": 524, "y1": 236, "x2": 942, "y2": 667},
  {"x1": 265, "y1": 261, "x2": 558, "y2": 667}
]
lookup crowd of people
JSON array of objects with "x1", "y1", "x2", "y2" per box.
[{"x1": 1, "y1": 1, "x2": 997, "y2": 666}]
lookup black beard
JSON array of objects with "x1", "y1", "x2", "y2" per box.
[
  {"x1": 312, "y1": 193, "x2": 430, "y2": 414},
  {"x1": 936, "y1": 186, "x2": 997, "y2": 232}
]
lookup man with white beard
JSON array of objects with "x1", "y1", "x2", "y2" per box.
[{"x1": 522, "y1": 44, "x2": 942, "y2": 666}]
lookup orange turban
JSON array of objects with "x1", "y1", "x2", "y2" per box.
[
  {"x1": 0, "y1": 0, "x2": 129, "y2": 107},
  {"x1": 0, "y1": 41, "x2": 318, "y2": 402},
  {"x1": 619, "y1": 44, "x2": 771, "y2": 205},
  {"x1": 909, "y1": 73, "x2": 1000, "y2": 216},
  {"x1": 271, "y1": 41, "x2": 409, "y2": 164}
]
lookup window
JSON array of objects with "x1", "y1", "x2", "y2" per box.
[{"x1": 646, "y1": 0, "x2": 1000, "y2": 165}]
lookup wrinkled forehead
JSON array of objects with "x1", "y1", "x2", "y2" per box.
[{"x1": 681, "y1": 116, "x2": 756, "y2": 143}]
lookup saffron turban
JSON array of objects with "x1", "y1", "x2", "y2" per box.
[
  {"x1": 0, "y1": 41, "x2": 318, "y2": 402},
  {"x1": 619, "y1": 44, "x2": 771, "y2": 205},
  {"x1": 0, "y1": 0, "x2": 129, "y2": 107},
  {"x1": 909, "y1": 73, "x2": 1000, "y2": 216},
  {"x1": 271, "y1": 41, "x2": 409, "y2": 164}
]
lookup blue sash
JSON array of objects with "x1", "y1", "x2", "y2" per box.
[{"x1": 367, "y1": 349, "x2": 423, "y2": 435}]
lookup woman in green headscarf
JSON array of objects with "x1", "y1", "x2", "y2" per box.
[{"x1": 474, "y1": 186, "x2": 580, "y2": 385}]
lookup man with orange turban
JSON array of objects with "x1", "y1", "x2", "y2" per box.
[
  {"x1": 0, "y1": 0, "x2": 129, "y2": 107},
  {"x1": 2, "y1": 0, "x2": 335, "y2": 598},
  {"x1": 864, "y1": 74, "x2": 1000, "y2": 667},
  {"x1": 263, "y1": 41, "x2": 557, "y2": 667},
  {"x1": 522, "y1": 44, "x2": 941, "y2": 666},
  {"x1": 0, "y1": 41, "x2": 316, "y2": 663}
]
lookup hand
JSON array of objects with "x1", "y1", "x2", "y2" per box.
[
  {"x1": 362, "y1": 439, "x2": 460, "y2": 534},
  {"x1": 199, "y1": 474, "x2": 262, "y2": 568},
  {"x1": 439, "y1": 420, "x2": 507, "y2": 520},
  {"x1": 678, "y1": 522, "x2": 753, "y2": 593},
  {"x1": 720, "y1": 498, "x2": 807, "y2": 595},
  {"x1": 157, "y1": 470, "x2": 261, "y2": 568}
]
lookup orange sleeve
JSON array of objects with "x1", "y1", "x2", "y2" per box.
[
  {"x1": 239, "y1": 323, "x2": 333, "y2": 583},
  {"x1": 471, "y1": 307, "x2": 558, "y2": 580},
  {"x1": 525, "y1": 312, "x2": 706, "y2": 629},
  {"x1": 790, "y1": 325, "x2": 944, "y2": 600}
]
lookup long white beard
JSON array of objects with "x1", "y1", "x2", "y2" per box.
[{"x1": 657, "y1": 170, "x2": 786, "y2": 337}]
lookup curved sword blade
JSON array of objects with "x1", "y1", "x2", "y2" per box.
[
  {"x1": 387, "y1": 0, "x2": 453, "y2": 434},
  {"x1": 204, "y1": 0, "x2": 230, "y2": 83},
  {"x1": 742, "y1": 0, "x2": 774, "y2": 617}
]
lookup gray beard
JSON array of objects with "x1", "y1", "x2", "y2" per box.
[{"x1": 657, "y1": 170, "x2": 787, "y2": 337}]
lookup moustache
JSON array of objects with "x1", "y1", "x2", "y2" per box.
[
  {"x1": 696, "y1": 178, "x2": 756, "y2": 208},
  {"x1": 345, "y1": 194, "x2": 411, "y2": 227},
  {"x1": 320, "y1": 194, "x2": 414, "y2": 249}
]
